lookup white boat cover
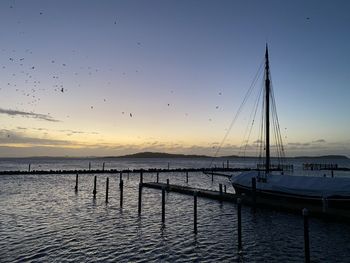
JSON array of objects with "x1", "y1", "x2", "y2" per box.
[{"x1": 230, "y1": 171, "x2": 350, "y2": 198}]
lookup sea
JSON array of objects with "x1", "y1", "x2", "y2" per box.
[{"x1": 1, "y1": 156, "x2": 350, "y2": 262}]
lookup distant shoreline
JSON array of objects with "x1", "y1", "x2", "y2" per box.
[{"x1": 0, "y1": 152, "x2": 348, "y2": 160}]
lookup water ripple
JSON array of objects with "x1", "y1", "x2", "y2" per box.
[{"x1": 1, "y1": 171, "x2": 350, "y2": 262}]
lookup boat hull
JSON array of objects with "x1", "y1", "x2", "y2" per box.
[{"x1": 232, "y1": 182, "x2": 350, "y2": 210}]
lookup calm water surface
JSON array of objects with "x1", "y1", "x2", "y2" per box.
[{"x1": 1, "y1": 158, "x2": 350, "y2": 262}]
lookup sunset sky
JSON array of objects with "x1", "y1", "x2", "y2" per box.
[{"x1": 0, "y1": 0, "x2": 350, "y2": 157}]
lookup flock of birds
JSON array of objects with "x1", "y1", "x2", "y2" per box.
[
  {"x1": 2, "y1": 49, "x2": 224, "y2": 123},
  {"x1": 0, "y1": 3, "x2": 303, "y2": 155}
]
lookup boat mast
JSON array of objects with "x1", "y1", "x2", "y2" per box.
[{"x1": 265, "y1": 45, "x2": 270, "y2": 173}]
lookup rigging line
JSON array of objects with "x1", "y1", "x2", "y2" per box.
[
  {"x1": 270, "y1": 83, "x2": 285, "y2": 157},
  {"x1": 258, "y1": 88, "x2": 265, "y2": 165},
  {"x1": 209, "y1": 58, "x2": 264, "y2": 168},
  {"x1": 255, "y1": 84, "x2": 264, "y2": 163},
  {"x1": 242, "y1": 83, "x2": 263, "y2": 158},
  {"x1": 270, "y1": 84, "x2": 285, "y2": 164},
  {"x1": 238, "y1": 79, "x2": 263, "y2": 157}
]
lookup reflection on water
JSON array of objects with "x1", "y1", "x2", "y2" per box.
[{"x1": 1, "y1": 158, "x2": 350, "y2": 262}]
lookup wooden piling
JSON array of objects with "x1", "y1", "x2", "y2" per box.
[
  {"x1": 167, "y1": 162, "x2": 170, "y2": 170},
  {"x1": 120, "y1": 179, "x2": 124, "y2": 207},
  {"x1": 140, "y1": 171, "x2": 143, "y2": 184},
  {"x1": 102, "y1": 162, "x2": 105, "y2": 171},
  {"x1": 211, "y1": 170, "x2": 214, "y2": 182},
  {"x1": 162, "y1": 187, "x2": 165, "y2": 224},
  {"x1": 186, "y1": 171, "x2": 188, "y2": 183},
  {"x1": 322, "y1": 197, "x2": 328, "y2": 213},
  {"x1": 105, "y1": 177, "x2": 109, "y2": 203},
  {"x1": 194, "y1": 191, "x2": 197, "y2": 234},
  {"x1": 331, "y1": 169, "x2": 334, "y2": 178},
  {"x1": 28, "y1": 164, "x2": 31, "y2": 172},
  {"x1": 237, "y1": 198, "x2": 242, "y2": 251},
  {"x1": 252, "y1": 177, "x2": 257, "y2": 207},
  {"x1": 75, "y1": 174, "x2": 78, "y2": 192},
  {"x1": 119, "y1": 172, "x2": 123, "y2": 186},
  {"x1": 93, "y1": 175, "x2": 97, "y2": 198},
  {"x1": 138, "y1": 183, "x2": 142, "y2": 214},
  {"x1": 156, "y1": 172, "x2": 159, "y2": 183},
  {"x1": 219, "y1": 183, "x2": 223, "y2": 194},
  {"x1": 303, "y1": 208, "x2": 310, "y2": 263}
]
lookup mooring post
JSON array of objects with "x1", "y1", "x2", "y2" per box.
[
  {"x1": 224, "y1": 185, "x2": 227, "y2": 193},
  {"x1": 140, "y1": 171, "x2": 143, "y2": 185},
  {"x1": 28, "y1": 164, "x2": 31, "y2": 172},
  {"x1": 102, "y1": 162, "x2": 105, "y2": 171},
  {"x1": 75, "y1": 174, "x2": 78, "y2": 192},
  {"x1": 162, "y1": 187, "x2": 165, "y2": 224},
  {"x1": 252, "y1": 177, "x2": 257, "y2": 207},
  {"x1": 93, "y1": 175, "x2": 97, "y2": 198},
  {"x1": 194, "y1": 191, "x2": 198, "y2": 234},
  {"x1": 322, "y1": 197, "x2": 328, "y2": 213},
  {"x1": 156, "y1": 172, "x2": 159, "y2": 183},
  {"x1": 138, "y1": 183, "x2": 142, "y2": 214},
  {"x1": 237, "y1": 198, "x2": 242, "y2": 251},
  {"x1": 120, "y1": 179, "x2": 124, "y2": 207},
  {"x1": 186, "y1": 171, "x2": 189, "y2": 183},
  {"x1": 166, "y1": 178, "x2": 169, "y2": 191},
  {"x1": 119, "y1": 172, "x2": 123, "y2": 187},
  {"x1": 303, "y1": 208, "x2": 310, "y2": 263},
  {"x1": 211, "y1": 170, "x2": 214, "y2": 182},
  {"x1": 167, "y1": 162, "x2": 170, "y2": 170},
  {"x1": 331, "y1": 169, "x2": 334, "y2": 178},
  {"x1": 89, "y1": 162, "x2": 91, "y2": 171},
  {"x1": 105, "y1": 177, "x2": 109, "y2": 203},
  {"x1": 219, "y1": 183, "x2": 223, "y2": 195}
]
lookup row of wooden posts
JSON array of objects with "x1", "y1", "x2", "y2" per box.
[
  {"x1": 27, "y1": 160, "x2": 232, "y2": 173},
  {"x1": 73, "y1": 171, "x2": 311, "y2": 261}
]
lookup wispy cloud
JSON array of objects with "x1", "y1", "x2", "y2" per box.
[
  {"x1": 0, "y1": 130, "x2": 74, "y2": 146},
  {"x1": 0, "y1": 108, "x2": 60, "y2": 122},
  {"x1": 312, "y1": 139, "x2": 326, "y2": 144}
]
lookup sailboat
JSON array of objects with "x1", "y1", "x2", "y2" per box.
[{"x1": 229, "y1": 46, "x2": 350, "y2": 210}]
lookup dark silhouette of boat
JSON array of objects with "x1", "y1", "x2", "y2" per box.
[{"x1": 230, "y1": 46, "x2": 350, "y2": 210}]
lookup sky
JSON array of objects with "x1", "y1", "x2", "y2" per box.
[{"x1": 0, "y1": 0, "x2": 350, "y2": 157}]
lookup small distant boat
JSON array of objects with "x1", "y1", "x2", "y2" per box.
[{"x1": 230, "y1": 46, "x2": 350, "y2": 210}]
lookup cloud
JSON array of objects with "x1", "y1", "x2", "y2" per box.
[
  {"x1": 288, "y1": 142, "x2": 310, "y2": 147},
  {"x1": 0, "y1": 129, "x2": 74, "y2": 146},
  {"x1": 312, "y1": 139, "x2": 326, "y2": 144},
  {"x1": 0, "y1": 108, "x2": 60, "y2": 122},
  {"x1": 58, "y1": 129, "x2": 100, "y2": 135}
]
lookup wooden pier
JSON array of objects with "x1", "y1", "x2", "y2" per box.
[{"x1": 143, "y1": 182, "x2": 238, "y2": 202}]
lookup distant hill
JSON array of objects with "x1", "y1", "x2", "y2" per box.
[
  {"x1": 112, "y1": 152, "x2": 212, "y2": 159},
  {"x1": 292, "y1": 155, "x2": 349, "y2": 160},
  {"x1": 104, "y1": 152, "x2": 349, "y2": 160}
]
